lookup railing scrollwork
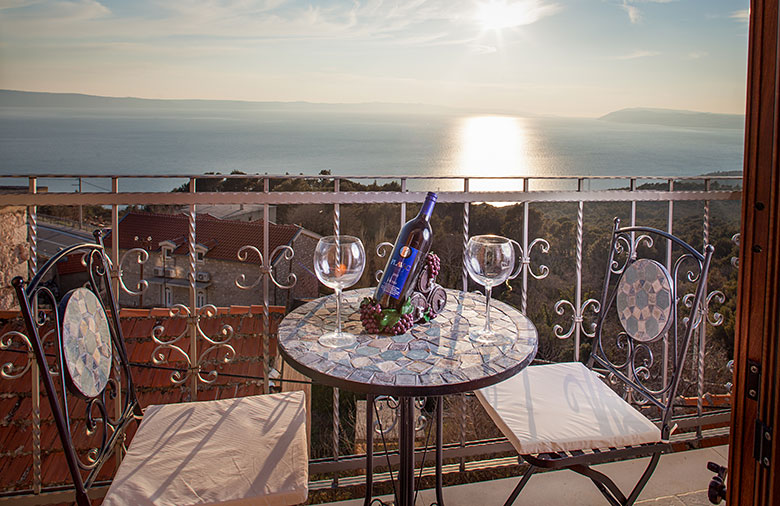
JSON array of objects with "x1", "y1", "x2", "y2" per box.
[
  {"x1": 374, "y1": 241, "x2": 394, "y2": 283},
  {"x1": 152, "y1": 304, "x2": 236, "y2": 385},
  {"x1": 553, "y1": 298, "x2": 600, "y2": 340},
  {"x1": 236, "y1": 244, "x2": 297, "y2": 289},
  {"x1": 116, "y1": 247, "x2": 150, "y2": 296},
  {"x1": 0, "y1": 330, "x2": 34, "y2": 379}
]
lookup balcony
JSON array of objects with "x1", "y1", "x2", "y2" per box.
[{"x1": 0, "y1": 173, "x2": 739, "y2": 504}]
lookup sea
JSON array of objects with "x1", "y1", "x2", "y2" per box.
[{"x1": 0, "y1": 104, "x2": 744, "y2": 194}]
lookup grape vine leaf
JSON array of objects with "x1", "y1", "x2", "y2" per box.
[{"x1": 379, "y1": 309, "x2": 401, "y2": 328}]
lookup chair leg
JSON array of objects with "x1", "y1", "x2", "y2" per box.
[
  {"x1": 624, "y1": 452, "x2": 661, "y2": 505},
  {"x1": 570, "y1": 451, "x2": 662, "y2": 506},
  {"x1": 570, "y1": 464, "x2": 625, "y2": 506},
  {"x1": 502, "y1": 464, "x2": 537, "y2": 506}
]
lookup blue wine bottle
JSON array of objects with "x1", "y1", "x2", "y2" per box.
[{"x1": 375, "y1": 192, "x2": 437, "y2": 309}]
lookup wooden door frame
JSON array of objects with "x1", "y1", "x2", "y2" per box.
[{"x1": 728, "y1": 0, "x2": 780, "y2": 504}]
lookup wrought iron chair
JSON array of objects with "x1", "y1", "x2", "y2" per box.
[
  {"x1": 13, "y1": 231, "x2": 308, "y2": 506},
  {"x1": 476, "y1": 218, "x2": 714, "y2": 506}
]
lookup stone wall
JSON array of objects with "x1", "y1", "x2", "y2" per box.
[{"x1": 0, "y1": 206, "x2": 29, "y2": 310}]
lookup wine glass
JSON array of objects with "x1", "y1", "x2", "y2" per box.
[
  {"x1": 313, "y1": 235, "x2": 366, "y2": 348},
  {"x1": 465, "y1": 235, "x2": 522, "y2": 344}
]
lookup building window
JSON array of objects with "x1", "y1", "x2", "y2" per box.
[
  {"x1": 197, "y1": 291, "x2": 206, "y2": 307},
  {"x1": 196, "y1": 250, "x2": 205, "y2": 263},
  {"x1": 162, "y1": 247, "x2": 173, "y2": 260},
  {"x1": 164, "y1": 286, "x2": 172, "y2": 307}
]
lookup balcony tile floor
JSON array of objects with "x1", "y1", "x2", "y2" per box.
[{"x1": 322, "y1": 445, "x2": 727, "y2": 506}]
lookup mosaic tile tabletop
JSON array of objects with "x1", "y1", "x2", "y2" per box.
[
  {"x1": 61, "y1": 287, "x2": 113, "y2": 399},
  {"x1": 278, "y1": 288, "x2": 538, "y2": 396},
  {"x1": 616, "y1": 258, "x2": 674, "y2": 343}
]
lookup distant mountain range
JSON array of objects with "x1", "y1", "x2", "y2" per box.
[
  {"x1": 600, "y1": 107, "x2": 744, "y2": 129},
  {"x1": 0, "y1": 90, "x2": 746, "y2": 127},
  {"x1": 0, "y1": 89, "x2": 456, "y2": 115}
]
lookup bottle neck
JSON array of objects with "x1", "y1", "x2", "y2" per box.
[{"x1": 418, "y1": 193, "x2": 437, "y2": 221}]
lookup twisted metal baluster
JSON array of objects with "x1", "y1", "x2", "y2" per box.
[
  {"x1": 517, "y1": 188, "x2": 550, "y2": 314},
  {"x1": 462, "y1": 178, "x2": 470, "y2": 292},
  {"x1": 28, "y1": 176, "x2": 41, "y2": 494},
  {"x1": 521, "y1": 183, "x2": 530, "y2": 312},
  {"x1": 697, "y1": 184, "x2": 710, "y2": 439},
  {"x1": 111, "y1": 177, "x2": 124, "y2": 465},
  {"x1": 574, "y1": 183, "x2": 583, "y2": 360},
  {"x1": 663, "y1": 179, "x2": 674, "y2": 403},
  {"x1": 263, "y1": 177, "x2": 271, "y2": 394},
  {"x1": 460, "y1": 178, "x2": 469, "y2": 472},
  {"x1": 188, "y1": 178, "x2": 198, "y2": 399},
  {"x1": 332, "y1": 177, "x2": 340, "y2": 487}
]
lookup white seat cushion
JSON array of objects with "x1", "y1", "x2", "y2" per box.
[
  {"x1": 104, "y1": 391, "x2": 308, "y2": 506},
  {"x1": 476, "y1": 362, "x2": 661, "y2": 455}
]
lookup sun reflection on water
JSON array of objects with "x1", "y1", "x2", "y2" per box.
[{"x1": 456, "y1": 116, "x2": 535, "y2": 193}]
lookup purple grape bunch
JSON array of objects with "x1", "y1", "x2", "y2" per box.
[
  {"x1": 389, "y1": 313, "x2": 414, "y2": 335},
  {"x1": 426, "y1": 253, "x2": 441, "y2": 279},
  {"x1": 359, "y1": 297, "x2": 382, "y2": 334}
]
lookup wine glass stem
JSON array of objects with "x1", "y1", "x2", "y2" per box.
[
  {"x1": 335, "y1": 288, "x2": 342, "y2": 335},
  {"x1": 484, "y1": 286, "x2": 492, "y2": 334}
]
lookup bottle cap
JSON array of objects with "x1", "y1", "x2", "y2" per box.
[{"x1": 426, "y1": 192, "x2": 438, "y2": 202}]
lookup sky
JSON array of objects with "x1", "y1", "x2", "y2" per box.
[{"x1": 0, "y1": 0, "x2": 750, "y2": 117}]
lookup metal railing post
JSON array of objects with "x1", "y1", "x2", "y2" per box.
[
  {"x1": 188, "y1": 178, "x2": 198, "y2": 399},
  {"x1": 521, "y1": 179, "x2": 530, "y2": 313},
  {"x1": 574, "y1": 179, "x2": 584, "y2": 361},
  {"x1": 401, "y1": 177, "x2": 407, "y2": 226},
  {"x1": 28, "y1": 177, "x2": 41, "y2": 495},
  {"x1": 697, "y1": 179, "x2": 711, "y2": 439},
  {"x1": 263, "y1": 178, "x2": 271, "y2": 394},
  {"x1": 663, "y1": 179, "x2": 674, "y2": 401},
  {"x1": 462, "y1": 178, "x2": 470, "y2": 292},
  {"x1": 111, "y1": 177, "x2": 124, "y2": 464},
  {"x1": 332, "y1": 177, "x2": 340, "y2": 486}
]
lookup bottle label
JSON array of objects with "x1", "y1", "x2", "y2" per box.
[{"x1": 379, "y1": 246, "x2": 419, "y2": 299}]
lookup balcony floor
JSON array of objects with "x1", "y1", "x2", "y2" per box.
[{"x1": 322, "y1": 445, "x2": 728, "y2": 506}]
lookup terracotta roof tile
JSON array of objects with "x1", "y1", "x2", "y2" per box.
[{"x1": 108, "y1": 212, "x2": 301, "y2": 265}]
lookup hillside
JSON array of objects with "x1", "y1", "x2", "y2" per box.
[{"x1": 600, "y1": 107, "x2": 744, "y2": 129}]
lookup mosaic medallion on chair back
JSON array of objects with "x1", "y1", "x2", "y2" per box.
[
  {"x1": 616, "y1": 258, "x2": 673, "y2": 343},
  {"x1": 59, "y1": 287, "x2": 113, "y2": 398}
]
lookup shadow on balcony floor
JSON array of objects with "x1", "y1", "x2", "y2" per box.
[{"x1": 321, "y1": 445, "x2": 728, "y2": 506}]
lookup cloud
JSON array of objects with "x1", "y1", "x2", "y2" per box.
[
  {"x1": 686, "y1": 51, "x2": 707, "y2": 60},
  {"x1": 619, "y1": 0, "x2": 676, "y2": 24},
  {"x1": 476, "y1": 1, "x2": 561, "y2": 29},
  {"x1": 731, "y1": 9, "x2": 749, "y2": 23},
  {"x1": 621, "y1": 1, "x2": 641, "y2": 24},
  {"x1": 470, "y1": 44, "x2": 498, "y2": 54},
  {"x1": 614, "y1": 50, "x2": 661, "y2": 60}
]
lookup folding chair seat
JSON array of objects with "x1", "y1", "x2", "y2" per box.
[
  {"x1": 477, "y1": 219, "x2": 714, "y2": 506},
  {"x1": 13, "y1": 231, "x2": 308, "y2": 506}
]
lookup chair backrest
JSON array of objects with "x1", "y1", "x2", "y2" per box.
[
  {"x1": 12, "y1": 230, "x2": 140, "y2": 506},
  {"x1": 587, "y1": 218, "x2": 714, "y2": 438}
]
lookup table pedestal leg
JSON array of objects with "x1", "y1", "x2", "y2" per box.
[
  {"x1": 435, "y1": 396, "x2": 445, "y2": 506},
  {"x1": 364, "y1": 394, "x2": 375, "y2": 506},
  {"x1": 398, "y1": 396, "x2": 415, "y2": 506}
]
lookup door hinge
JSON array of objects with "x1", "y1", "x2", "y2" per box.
[
  {"x1": 754, "y1": 419, "x2": 772, "y2": 468},
  {"x1": 746, "y1": 359, "x2": 760, "y2": 401}
]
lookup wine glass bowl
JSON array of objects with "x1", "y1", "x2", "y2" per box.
[
  {"x1": 314, "y1": 235, "x2": 365, "y2": 348},
  {"x1": 465, "y1": 235, "x2": 522, "y2": 344}
]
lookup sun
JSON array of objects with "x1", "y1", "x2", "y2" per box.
[{"x1": 477, "y1": 1, "x2": 537, "y2": 31}]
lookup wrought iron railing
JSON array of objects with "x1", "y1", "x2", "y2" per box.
[{"x1": 0, "y1": 173, "x2": 741, "y2": 502}]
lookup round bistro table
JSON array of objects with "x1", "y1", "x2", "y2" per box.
[{"x1": 278, "y1": 288, "x2": 538, "y2": 506}]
